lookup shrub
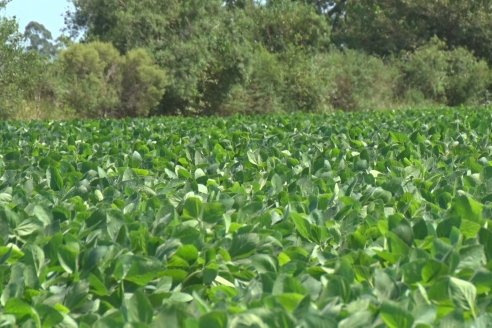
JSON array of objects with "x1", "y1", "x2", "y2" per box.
[
  {"x1": 218, "y1": 46, "x2": 284, "y2": 114},
  {"x1": 59, "y1": 42, "x2": 122, "y2": 118},
  {"x1": 120, "y1": 48, "x2": 168, "y2": 117},
  {"x1": 254, "y1": 1, "x2": 331, "y2": 53},
  {"x1": 281, "y1": 49, "x2": 331, "y2": 112},
  {"x1": 400, "y1": 37, "x2": 490, "y2": 106},
  {"x1": 59, "y1": 42, "x2": 167, "y2": 118},
  {"x1": 322, "y1": 49, "x2": 398, "y2": 111}
]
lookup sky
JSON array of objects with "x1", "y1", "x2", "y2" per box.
[{"x1": 2, "y1": 0, "x2": 73, "y2": 38}]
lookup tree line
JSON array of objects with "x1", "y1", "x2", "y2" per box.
[{"x1": 1, "y1": 0, "x2": 492, "y2": 119}]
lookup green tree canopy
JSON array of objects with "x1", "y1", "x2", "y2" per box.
[
  {"x1": 59, "y1": 42, "x2": 167, "y2": 118},
  {"x1": 23, "y1": 21, "x2": 58, "y2": 58},
  {"x1": 332, "y1": 0, "x2": 492, "y2": 63}
]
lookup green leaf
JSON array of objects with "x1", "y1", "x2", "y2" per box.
[
  {"x1": 479, "y1": 228, "x2": 492, "y2": 261},
  {"x1": 291, "y1": 212, "x2": 311, "y2": 241},
  {"x1": 452, "y1": 195, "x2": 483, "y2": 223},
  {"x1": 175, "y1": 245, "x2": 199, "y2": 264},
  {"x1": 167, "y1": 292, "x2": 193, "y2": 303},
  {"x1": 5, "y1": 298, "x2": 41, "y2": 327},
  {"x1": 422, "y1": 260, "x2": 448, "y2": 283},
  {"x1": 15, "y1": 219, "x2": 43, "y2": 237},
  {"x1": 48, "y1": 166, "x2": 64, "y2": 191},
  {"x1": 113, "y1": 255, "x2": 164, "y2": 286},
  {"x1": 0, "y1": 315, "x2": 16, "y2": 327},
  {"x1": 229, "y1": 233, "x2": 260, "y2": 259},
  {"x1": 247, "y1": 149, "x2": 262, "y2": 166},
  {"x1": 94, "y1": 310, "x2": 125, "y2": 328},
  {"x1": 124, "y1": 289, "x2": 153, "y2": 324},
  {"x1": 0, "y1": 193, "x2": 12, "y2": 206},
  {"x1": 276, "y1": 293, "x2": 305, "y2": 312},
  {"x1": 203, "y1": 202, "x2": 225, "y2": 223},
  {"x1": 270, "y1": 174, "x2": 283, "y2": 195},
  {"x1": 460, "y1": 219, "x2": 482, "y2": 239},
  {"x1": 88, "y1": 274, "x2": 109, "y2": 296},
  {"x1": 57, "y1": 245, "x2": 78, "y2": 274},
  {"x1": 380, "y1": 301, "x2": 414, "y2": 328},
  {"x1": 36, "y1": 304, "x2": 64, "y2": 328},
  {"x1": 0, "y1": 244, "x2": 24, "y2": 265},
  {"x1": 130, "y1": 150, "x2": 143, "y2": 167},
  {"x1": 472, "y1": 270, "x2": 492, "y2": 294},
  {"x1": 448, "y1": 277, "x2": 477, "y2": 318},
  {"x1": 199, "y1": 311, "x2": 228, "y2": 328},
  {"x1": 183, "y1": 196, "x2": 203, "y2": 220}
]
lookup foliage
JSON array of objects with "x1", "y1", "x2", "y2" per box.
[
  {"x1": 3, "y1": 0, "x2": 492, "y2": 117},
  {"x1": 23, "y1": 21, "x2": 58, "y2": 58},
  {"x1": 67, "y1": 0, "x2": 224, "y2": 114},
  {"x1": 320, "y1": 49, "x2": 398, "y2": 111},
  {"x1": 120, "y1": 49, "x2": 169, "y2": 117},
  {"x1": 334, "y1": 0, "x2": 492, "y2": 63},
  {"x1": 58, "y1": 42, "x2": 167, "y2": 118},
  {"x1": 217, "y1": 46, "x2": 285, "y2": 114},
  {"x1": 0, "y1": 16, "x2": 51, "y2": 119},
  {"x1": 280, "y1": 49, "x2": 332, "y2": 112},
  {"x1": 1, "y1": 109, "x2": 492, "y2": 326},
  {"x1": 254, "y1": 0, "x2": 332, "y2": 53},
  {"x1": 59, "y1": 42, "x2": 123, "y2": 118},
  {"x1": 399, "y1": 38, "x2": 490, "y2": 106}
]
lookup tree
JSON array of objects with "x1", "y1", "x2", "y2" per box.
[
  {"x1": 120, "y1": 48, "x2": 168, "y2": 117},
  {"x1": 23, "y1": 21, "x2": 58, "y2": 58},
  {"x1": 59, "y1": 42, "x2": 123, "y2": 118},
  {"x1": 255, "y1": 0, "x2": 332, "y2": 53},
  {"x1": 59, "y1": 42, "x2": 167, "y2": 118},
  {"x1": 332, "y1": 0, "x2": 492, "y2": 63},
  {"x1": 0, "y1": 10, "x2": 37, "y2": 118},
  {"x1": 399, "y1": 38, "x2": 489, "y2": 106},
  {"x1": 67, "y1": 0, "x2": 226, "y2": 114}
]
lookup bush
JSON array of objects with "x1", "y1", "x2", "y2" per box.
[
  {"x1": 322, "y1": 49, "x2": 398, "y2": 111},
  {"x1": 59, "y1": 42, "x2": 122, "y2": 118},
  {"x1": 400, "y1": 38, "x2": 490, "y2": 106},
  {"x1": 218, "y1": 46, "x2": 284, "y2": 114},
  {"x1": 59, "y1": 42, "x2": 167, "y2": 118},
  {"x1": 120, "y1": 48, "x2": 168, "y2": 117},
  {"x1": 254, "y1": 0, "x2": 331, "y2": 53},
  {"x1": 281, "y1": 49, "x2": 331, "y2": 112}
]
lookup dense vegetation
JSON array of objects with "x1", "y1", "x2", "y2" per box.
[
  {"x1": 0, "y1": 108, "x2": 492, "y2": 326},
  {"x1": 2, "y1": 0, "x2": 492, "y2": 118}
]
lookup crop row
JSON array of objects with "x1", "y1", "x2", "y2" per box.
[{"x1": 0, "y1": 109, "x2": 491, "y2": 327}]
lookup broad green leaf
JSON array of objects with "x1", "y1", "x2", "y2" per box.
[
  {"x1": 452, "y1": 195, "x2": 483, "y2": 223},
  {"x1": 175, "y1": 245, "x2": 199, "y2": 264},
  {"x1": 270, "y1": 174, "x2": 283, "y2": 195},
  {"x1": 247, "y1": 149, "x2": 262, "y2": 166},
  {"x1": 15, "y1": 219, "x2": 42, "y2": 237},
  {"x1": 36, "y1": 304, "x2": 64, "y2": 328},
  {"x1": 0, "y1": 244, "x2": 24, "y2": 265},
  {"x1": 203, "y1": 202, "x2": 225, "y2": 223},
  {"x1": 276, "y1": 293, "x2": 305, "y2": 312},
  {"x1": 0, "y1": 193, "x2": 12, "y2": 206},
  {"x1": 88, "y1": 274, "x2": 109, "y2": 296},
  {"x1": 199, "y1": 311, "x2": 228, "y2": 328},
  {"x1": 183, "y1": 196, "x2": 203, "y2": 220},
  {"x1": 5, "y1": 298, "x2": 41, "y2": 327},
  {"x1": 479, "y1": 228, "x2": 492, "y2": 261},
  {"x1": 167, "y1": 292, "x2": 193, "y2": 303},
  {"x1": 380, "y1": 301, "x2": 414, "y2": 328},
  {"x1": 449, "y1": 277, "x2": 477, "y2": 318},
  {"x1": 229, "y1": 233, "x2": 259, "y2": 259},
  {"x1": 94, "y1": 310, "x2": 125, "y2": 328},
  {"x1": 48, "y1": 166, "x2": 64, "y2": 191},
  {"x1": 291, "y1": 212, "x2": 311, "y2": 241},
  {"x1": 124, "y1": 289, "x2": 153, "y2": 324}
]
